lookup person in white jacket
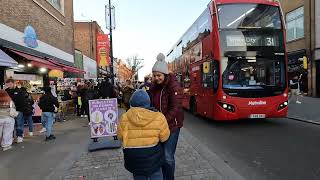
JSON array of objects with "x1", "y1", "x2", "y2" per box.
[{"x1": 0, "y1": 90, "x2": 15, "y2": 151}]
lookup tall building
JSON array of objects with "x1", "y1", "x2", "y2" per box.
[
  {"x1": 0, "y1": 0, "x2": 83, "y2": 86},
  {"x1": 279, "y1": 0, "x2": 320, "y2": 96},
  {"x1": 74, "y1": 21, "x2": 109, "y2": 77}
]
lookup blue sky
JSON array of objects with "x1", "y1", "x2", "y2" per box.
[{"x1": 74, "y1": 0, "x2": 210, "y2": 80}]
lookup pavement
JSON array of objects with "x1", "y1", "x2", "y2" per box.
[
  {"x1": 287, "y1": 95, "x2": 320, "y2": 124},
  {"x1": 0, "y1": 114, "x2": 90, "y2": 180},
  {"x1": 62, "y1": 109, "x2": 245, "y2": 180},
  {"x1": 0, "y1": 110, "x2": 246, "y2": 180}
]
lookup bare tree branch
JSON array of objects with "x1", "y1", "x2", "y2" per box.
[{"x1": 126, "y1": 55, "x2": 144, "y2": 79}]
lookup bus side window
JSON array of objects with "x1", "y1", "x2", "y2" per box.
[{"x1": 213, "y1": 60, "x2": 220, "y2": 93}]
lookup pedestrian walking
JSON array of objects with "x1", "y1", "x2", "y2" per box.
[
  {"x1": 139, "y1": 76, "x2": 152, "y2": 97},
  {"x1": 149, "y1": 53, "x2": 184, "y2": 180},
  {"x1": 289, "y1": 74, "x2": 302, "y2": 104},
  {"x1": 121, "y1": 80, "x2": 135, "y2": 111},
  {"x1": 5, "y1": 79, "x2": 27, "y2": 143},
  {"x1": 38, "y1": 87, "x2": 59, "y2": 141},
  {"x1": 117, "y1": 89, "x2": 170, "y2": 180},
  {"x1": 85, "y1": 83, "x2": 99, "y2": 122},
  {"x1": 0, "y1": 90, "x2": 16, "y2": 151},
  {"x1": 23, "y1": 92, "x2": 34, "y2": 136},
  {"x1": 98, "y1": 77, "x2": 115, "y2": 99}
]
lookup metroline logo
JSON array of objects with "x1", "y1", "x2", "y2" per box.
[{"x1": 248, "y1": 101, "x2": 267, "y2": 106}]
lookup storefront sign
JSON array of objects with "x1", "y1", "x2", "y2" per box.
[
  {"x1": 83, "y1": 55, "x2": 97, "y2": 79},
  {"x1": 24, "y1": 26, "x2": 38, "y2": 48},
  {"x1": 89, "y1": 99, "x2": 118, "y2": 138},
  {"x1": 96, "y1": 34, "x2": 110, "y2": 67}
]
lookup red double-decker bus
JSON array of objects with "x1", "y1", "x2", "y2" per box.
[{"x1": 167, "y1": 0, "x2": 288, "y2": 121}]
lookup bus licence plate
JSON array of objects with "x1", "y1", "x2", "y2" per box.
[{"x1": 249, "y1": 114, "x2": 266, "y2": 119}]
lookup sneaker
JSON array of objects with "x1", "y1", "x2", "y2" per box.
[
  {"x1": 29, "y1": 132, "x2": 33, "y2": 137},
  {"x1": 296, "y1": 101, "x2": 302, "y2": 104},
  {"x1": 81, "y1": 115, "x2": 84, "y2": 118},
  {"x1": 45, "y1": 135, "x2": 56, "y2": 141},
  {"x1": 84, "y1": 115, "x2": 88, "y2": 118},
  {"x1": 3, "y1": 146, "x2": 12, "y2": 151},
  {"x1": 17, "y1": 137, "x2": 23, "y2": 143},
  {"x1": 39, "y1": 128, "x2": 46, "y2": 133},
  {"x1": 49, "y1": 135, "x2": 56, "y2": 139}
]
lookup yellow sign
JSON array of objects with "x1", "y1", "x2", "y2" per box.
[
  {"x1": 303, "y1": 56, "x2": 308, "y2": 70},
  {"x1": 203, "y1": 62, "x2": 210, "y2": 74}
]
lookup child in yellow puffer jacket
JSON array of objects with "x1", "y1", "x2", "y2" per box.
[{"x1": 117, "y1": 89, "x2": 170, "y2": 180}]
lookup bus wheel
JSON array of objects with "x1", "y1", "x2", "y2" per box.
[{"x1": 190, "y1": 97, "x2": 197, "y2": 115}]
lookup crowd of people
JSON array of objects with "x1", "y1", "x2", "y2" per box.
[{"x1": 0, "y1": 52, "x2": 184, "y2": 180}]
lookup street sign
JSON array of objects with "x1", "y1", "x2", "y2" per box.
[
  {"x1": 89, "y1": 98, "x2": 118, "y2": 138},
  {"x1": 105, "y1": 5, "x2": 116, "y2": 30},
  {"x1": 203, "y1": 62, "x2": 210, "y2": 74}
]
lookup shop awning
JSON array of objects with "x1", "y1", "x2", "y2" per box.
[
  {"x1": 10, "y1": 50, "x2": 63, "y2": 70},
  {"x1": 0, "y1": 49, "x2": 18, "y2": 67},
  {"x1": 49, "y1": 59, "x2": 86, "y2": 74}
]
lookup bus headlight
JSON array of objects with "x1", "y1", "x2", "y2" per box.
[
  {"x1": 218, "y1": 102, "x2": 235, "y2": 112},
  {"x1": 278, "y1": 101, "x2": 288, "y2": 110}
]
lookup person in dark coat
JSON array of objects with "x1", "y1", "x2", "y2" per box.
[
  {"x1": 5, "y1": 79, "x2": 27, "y2": 143},
  {"x1": 99, "y1": 78, "x2": 116, "y2": 99},
  {"x1": 85, "y1": 83, "x2": 99, "y2": 122},
  {"x1": 23, "y1": 92, "x2": 34, "y2": 137},
  {"x1": 149, "y1": 53, "x2": 184, "y2": 180},
  {"x1": 121, "y1": 80, "x2": 135, "y2": 111},
  {"x1": 38, "y1": 87, "x2": 59, "y2": 141}
]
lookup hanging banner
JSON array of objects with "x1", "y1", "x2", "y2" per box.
[
  {"x1": 96, "y1": 34, "x2": 110, "y2": 67},
  {"x1": 89, "y1": 98, "x2": 118, "y2": 138}
]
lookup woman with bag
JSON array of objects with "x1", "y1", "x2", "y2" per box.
[{"x1": 0, "y1": 90, "x2": 16, "y2": 151}]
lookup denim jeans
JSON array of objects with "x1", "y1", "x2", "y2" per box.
[
  {"x1": 41, "y1": 112, "x2": 55, "y2": 137},
  {"x1": 15, "y1": 112, "x2": 24, "y2": 137},
  {"x1": 162, "y1": 128, "x2": 180, "y2": 180},
  {"x1": 133, "y1": 168, "x2": 163, "y2": 180},
  {"x1": 24, "y1": 114, "x2": 33, "y2": 132}
]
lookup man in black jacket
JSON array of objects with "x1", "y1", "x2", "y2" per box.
[
  {"x1": 5, "y1": 79, "x2": 27, "y2": 143},
  {"x1": 39, "y1": 87, "x2": 59, "y2": 141}
]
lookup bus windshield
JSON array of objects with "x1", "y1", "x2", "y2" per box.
[
  {"x1": 222, "y1": 57, "x2": 286, "y2": 90},
  {"x1": 218, "y1": 4, "x2": 282, "y2": 29}
]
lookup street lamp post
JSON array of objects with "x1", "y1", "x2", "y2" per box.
[{"x1": 106, "y1": 0, "x2": 115, "y2": 85}]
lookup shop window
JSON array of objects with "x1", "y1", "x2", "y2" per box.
[{"x1": 286, "y1": 7, "x2": 304, "y2": 42}]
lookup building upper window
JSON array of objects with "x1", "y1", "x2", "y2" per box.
[
  {"x1": 47, "y1": 0, "x2": 64, "y2": 14},
  {"x1": 286, "y1": 7, "x2": 304, "y2": 42}
]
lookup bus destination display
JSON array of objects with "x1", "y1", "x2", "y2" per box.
[{"x1": 226, "y1": 35, "x2": 278, "y2": 47}]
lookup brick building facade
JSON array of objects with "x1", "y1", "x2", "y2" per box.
[
  {"x1": 279, "y1": 0, "x2": 320, "y2": 96},
  {"x1": 116, "y1": 59, "x2": 133, "y2": 84},
  {"x1": 74, "y1": 21, "x2": 104, "y2": 61},
  {"x1": 0, "y1": 0, "x2": 74, "y2": 58},
  {"x1": 0, "y1": 0, "x2": 86, "y2": 86}
]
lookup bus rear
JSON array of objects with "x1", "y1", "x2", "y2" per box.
[{"x1": 214, "y1": 0, "x2": 288, "y2": 120}]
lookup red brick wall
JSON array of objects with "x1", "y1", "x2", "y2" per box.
[
  {"x1": 74, "y1": 21, "x2": 104, "y2": 61},
  {"x1": 0, "y1": 0, "x2": 74, "y2": 54}
]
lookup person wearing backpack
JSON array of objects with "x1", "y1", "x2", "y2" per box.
[{"x1": 117, "y1": 90, "x2": 170, "y2": 180}]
